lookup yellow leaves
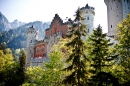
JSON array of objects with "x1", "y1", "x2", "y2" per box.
[
  {"x1": 0, "y1": 50, "x2": 14, "y2": 72},
  {"x1": 26, "y1": 66, "x2": 44, "y2": 84},
  {"x1": 117, "y1": 23, "x2": 123, "y2": 29}
]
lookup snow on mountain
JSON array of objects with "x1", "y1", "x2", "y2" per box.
[
  {"x1": 11, "y1": 19, "x2": 26, "y2": 29},
  {"x1": 0, "y1": 12, "x2": 11, "y2": 32}
]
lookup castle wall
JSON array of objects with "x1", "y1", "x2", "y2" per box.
[
  {"x1": 26, "y1": 4, "x2": 94, "y2": 67},
  {"x1": 105, "y1": 0, "x2": 130, "y2": 36},
  {"x1": 26, "y1": 26, "x2": 38, "y2": 67},
  {"x1": 45, "y1": 14, "x2": 68, "y2": 55},
  {"x1": 80, "y1": 4, "x2": 95, "y2": 41},
  {"x1": 34, "y1": 43, "x2": 47, "y2": 58},
  {"x1": 62, "y1": 25, "x2": 68, "y2": 38}
]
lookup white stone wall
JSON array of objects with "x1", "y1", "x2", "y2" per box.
[
  {"x1": 80, "y1": 5, "x2": 95, "y2": 41},
  {"x1": 26, "y1": 27, "x2": 38, "y2": 67},
  {"x1": 46, "y1": 33, "x2": 62, "y2": 55},
  {"x1": 105, "y1": 0, "x2": 130, "y2": 36},
  {"x1": 81, "y1": 8, "x2": 94, "y2": 35}
]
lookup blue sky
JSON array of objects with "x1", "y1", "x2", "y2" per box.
[{"x1": 0, "y1": 0, "x2": 107, "y2": 33}]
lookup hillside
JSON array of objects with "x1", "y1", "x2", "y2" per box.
[{"x1": 0, "y1": 21, "x2": 50, "y2": 51}]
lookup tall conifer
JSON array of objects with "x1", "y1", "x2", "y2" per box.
[
  {"x1": 87, "y1": 25, "x2": 118, "y2": 85},
  {"x1": 19, "y1": 49, "x2": 26, "y2": 84},
  {"x1": 62, "y1": 8, "x2": 88, "y2": 86}
]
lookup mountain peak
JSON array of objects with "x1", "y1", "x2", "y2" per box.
[
  {"x1": 11, "y1": 19, "x2": 26, "y2": 29},
  {"x1": 14, "y1": 19, "x2": 18, "y2": 21},
  {"x1": 0, "y1": 12, "x2": 11, "y2": 32}
]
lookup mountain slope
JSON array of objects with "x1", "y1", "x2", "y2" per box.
[
  {"x1": 11, "y1": 19, "x2": 25, "y2": 29},
  {"x1": 0, "y1": 21, "x2": 50, "y2": 50},
  {"x1": 0, "y1": 12, "x2": 11, "y2": 32}
]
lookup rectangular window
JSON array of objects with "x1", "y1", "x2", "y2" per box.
[
  {"x1": 111, "y1": 25, "x2": 112, "y2": 28},
  {"x1": 87, "y1": 17, "x2": 89, "y2": 20}
]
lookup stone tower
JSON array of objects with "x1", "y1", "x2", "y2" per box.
[
  {"x1": 80, "y1": 4, "x2": 95, "y2": 37},
  {"x1": 26, "y1": 26, "x2": 38, "y2": 67},
  {"x1": 104, "y1": 0, "x2": 130, "y2": 36}
]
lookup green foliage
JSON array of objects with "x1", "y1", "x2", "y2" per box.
[
  {"x1": 62, "y1": 8, "x2": 88, "y2": 86},
  {"x1": 116, "y1": 14, "x2": 130, "y2": 85},
  {"x1": 22, "y1": 82, "x2": 37, "y2": 86},
  {"x1": 0, "y1": 49, "x2": 24, "y2": 85},
  {"x1": 19, "y1": 49, "x2": 26, "y2": 70},
  {"x1": 0, "y1": 42, "x2": 6, "y2": 50},
  {"x1": 42, "y1": 47, "x2": 64, "y2": 85},
  {"x1": 116, "y1": 14, "x2": 130, "y2": 60},
  {"x1": 25, "y1": 66, "x2": 44, "y2": 85},
  {"x1": 24, "y1": 45, "x2": 64, "y2": 86},
  {"x1": 18, "y1": 49, "x2": 26, "y2": 84},
  {"x1": 87, "y1": 25, "x2": 118, "y2": 86}
]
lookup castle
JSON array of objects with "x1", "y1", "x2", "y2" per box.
[
  {"x1": 104, "y1": 0, "x2": 130, "y2": 36},
  {"x1": 26, "y1": 0, "x2": 130, "y2": 67},
  {"x1": 26, "y1": 4, "x2": 95, "y2": 67}
]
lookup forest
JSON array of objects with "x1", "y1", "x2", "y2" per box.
[{"x1": 0, "y1": 9, "x2": 130, "y2": 86}]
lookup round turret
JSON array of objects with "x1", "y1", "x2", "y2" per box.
[
  {"x1": 80, "y1": 4, "x2": 95, "y2": 37},
  {"x1": 26, "y1": 26, "x2": 38, "y2": 46},
  {"x1": 26, "y1": 26, "x2": 38, "y2": 67}
]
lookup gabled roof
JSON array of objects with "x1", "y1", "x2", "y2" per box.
[{"x1": 50, "y1": 14, "x2": 63, "y2": 28}]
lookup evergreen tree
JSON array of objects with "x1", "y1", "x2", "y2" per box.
[
  {"x1": 19, "y1": 50, "x2": 26, "y2": 70},
  {"x1": 62, "y1": 8, "x2": 88, "y2": 86},
  {"x1": 116, "y1": 14, "x2": 130, "y2": 85},
  {"x1": 18, "y1": 49, "x2": 26, "y2": 84},
  {"x1": 87, "y1": 25, "x2": 118, "y2": 86},
  {"x1": 0, "y1": 49, "x2": 24, "y2": 86}
]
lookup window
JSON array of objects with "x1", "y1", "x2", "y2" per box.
[
  {"x1": 117, "y1": 6, "x2": 118, "y2": 8},
  {"x1": 117, "y1": 15, "x2": 118, "y2": 17},
  {"x1": 111, "y1": 7, "x2": 112, "y2": 10},
  {"x1": 30, "y1": 40, "x2": 32, "y2": 43},
  {"x1": 111, "y1": 25, "x2": 112, "y2": 28},
  {"x1": 88, "y1": 29, "x2": 89, "y2": 33},
  {"x1": 87, "y1": 16, "x2": 89, "y2": 20}
]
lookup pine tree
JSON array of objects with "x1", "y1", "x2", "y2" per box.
[
  {"x1": 19, "y1": 50, "x2": 26, "y2": 70},
  {"x1": 87, "y1": 25, "x2": 118, "y2": 86},
  {"x1": 19, "y1": 49, "x2": 26, "y2": 84},
  {"x1": 62, "y1": 8, "x2": 88, "y2": 86}
]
